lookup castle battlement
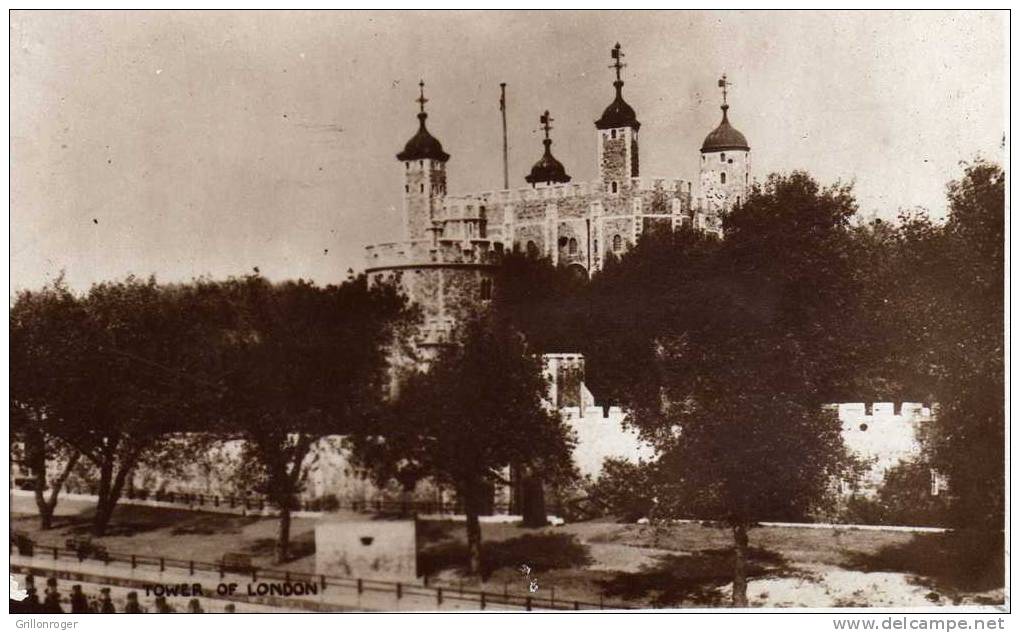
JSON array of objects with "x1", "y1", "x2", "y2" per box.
[{"x1": 365, "y1": 238, "x2": 500, "y2": 272}]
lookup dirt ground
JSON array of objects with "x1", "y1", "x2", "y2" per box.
[{"x1": 11, "y1": 495, "x2": 1006, "y2": 609}]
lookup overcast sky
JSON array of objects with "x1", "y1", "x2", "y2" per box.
[{"x1": 10, "y1": 10, "x2": 1006, "y2": 292}]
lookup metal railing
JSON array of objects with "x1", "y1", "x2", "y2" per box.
[{"x1": 11, "y1": 542, "x2": 632, "y2": 611}]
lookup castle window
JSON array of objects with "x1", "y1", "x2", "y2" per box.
[
  {"x1": 720, "y1": 153, "x2": 726, "y2": 162},
  {"x1": 720, "y1": 172, "x2": 726, "y2": 184},
  {"x1": 611, "y1": 181, "x2": 618, "y2": 194},
  {"x1": 612, "y1": 234, "x2": 623, "y2": 252},
  {"x1": 420, "y1": 183, "x2": 425, "y2": 193},
  {"x1": 568, "y1": 238, "x2": 578, "y2": 255},
  {"x1": 405, "y1": 185, "x2": 409, "y2": 193},
  {"x1": 728, "y1": 159, "x2": 733, "y2": 164},
  {"x1": 494, "y1": 242, "x2": 504, "y2": 254},
  {"x1": 526, "y1": 240, "x2": 539, "y2": 257},
  {"x1": 480, "y1": 279, "x2": 492, "y2": 301},
  {"x1": 736, "y1": 196, "x2": 741, "y2": 207},
  {"x1": 611, "y1": 129, "x2": 617, "y2": 139},
  {"x1": 419, "y1": 160, "x2": 423, "y2": 168},
  {"x1": 406, "y1": 162, "x2": 410, "y2": 170}
]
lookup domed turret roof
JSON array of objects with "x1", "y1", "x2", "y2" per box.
[
  {"x1": 397, "y1": 112, "x2": 450, "y2": 162},
  {"x1": 595, "y1": 82, "x2": 641, "y2": 131},
  {"x1": 701, "y1": 104, "x2": 749, "y2": 152},
  {"x1": 526, "y1": 111, "x2": 571, "y2": 185},
  {"x1": 396, "y1": 81, "x2": 450, "y2": 162},
  {"x1": 595, "y1": 44, "x2": 640, "y2": 131},
  {"x1": 526, "y1": 141, "x2": 571, "y2": 185}
]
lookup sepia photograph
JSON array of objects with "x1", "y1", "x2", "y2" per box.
[{"x1": 6, "y1": 8, "x2": 1008, "y2": 621}]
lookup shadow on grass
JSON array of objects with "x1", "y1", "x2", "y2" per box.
[
  {"x1": 842, "y1": 531, "x2": 1004, "y2": 597},
  {"x1": 245, "y1": 531, "x2": 316, "y2": 563},
  {"x1": 170, "y1": 514, "x2": 260, "y2": 536},
  {"x1": 420, "y1": 533, "x2": 592, "y2": 579},
  {"x1": 598, "y1": 547, "x2": 789, "y2": 608}
]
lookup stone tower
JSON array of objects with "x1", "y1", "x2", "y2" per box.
[
  {"x1": 595, "y1": 43, "x2": 640, "y2": 195},
  {"x1": 699, "y1": 74, "x2": 750, "y2": 214},
  {"x1": 397, "y1": 80, "x2": 450, "y2": 241}
]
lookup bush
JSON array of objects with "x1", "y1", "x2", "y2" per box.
[{"x1": 585, "y1": 458, "x2": 657, "y2": 522}]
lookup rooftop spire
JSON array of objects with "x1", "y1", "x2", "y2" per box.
[
  {"x1": 396, "y1": 78, "x2": 450, "y2": 162},
  {"x1": 416, "y1": 79, "x2": 428, "y2": 115},
  {"x1": 701, "y1": 74, "x2": 749, "y2": 153},
  {"x1": 526, "y1": 109, "x2": 571, "y2": 186},
  {"x1": 595, "y1": 42, "x2": 640, "y2": 130}
]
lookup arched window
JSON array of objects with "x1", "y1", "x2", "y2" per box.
[
  {"x1": 420, "y1": 183, "x2": 425, "y2": 193},
  {"x1": 479, "y1": 279, "x2": 492, "y2": 301},
  {"x1": 568, "y1": 238, "x2": 578, "y2": 255},
  {"x1": 720, "y1": 172, "x2": 726, "y2": 184},
  {"x1": 611, "y1": 181, "x2": 618, "y2": 194},
  {"x1": 720, "y1": 153, "x2": 726, "y2": 162},
  {"x1": 612, "y1": 234, "x2": 623, "y2": 252},
  {"x1": 526, "y1": 240, "x2": 539, "y2": 257}
]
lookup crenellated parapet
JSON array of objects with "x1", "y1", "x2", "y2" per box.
[{"x1": 365, "y1": 238, "x2": 501, "y2": 272}]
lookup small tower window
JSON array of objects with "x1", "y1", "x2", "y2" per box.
[
  {"x1": 480, "y1": 279, "x2": 492, "y2": 301},
  {"x1": 405, "y1": 185, "x2": 409, "y2": 193},
  {"x1": 611, "y1": 181, "x2": 618, "y2": 194},
  {"x1": 405, "y1": 162, "x2": 410, "y2": 170},
  {"x1": 611, "y1": 129, "x2": 617, "y2": 139},
  {"x1": 612, "y1": 234, "x2": 623, "y2": 252},
  {"x1": 720, "y1": 153, "x2": 726, "y2": 162},
  {"x1": 720, "y1": 173, "x2": 726, "y2": 184},
  {"x1": 420, "y1": 183, "x2": 425, "y2": 193},
  {"x1": 419, "y1": 160, "x2": 423, "y2": 168},
  {"x1": 568, "y1": 238, "x2": 578, "y2": 255}
]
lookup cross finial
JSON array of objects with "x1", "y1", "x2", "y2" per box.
[
  {"x1": 416, "y1": 79, "x2": 428, "y2": 113},
  {"x1": 610, "y1": 42, "x2": 626, "y2": 82},
  {"x1": 718, "y1": 74, "x2": 730, "y2": 106},
  {"x1": 539, "y1": 110, "x2": 553, "y2": 139}
]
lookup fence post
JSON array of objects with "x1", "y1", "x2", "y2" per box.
[
  {"x1": 480, "y1": 592, "x2": 486, "y2": 610},
  {"x1": 396, "y1": 583, "x2": 402, "y2": 600},
  {"x1": 526, "y1": 596, "x2": 532, "y2": 611},
  {"x1": 357, "y1": 578, "x2": 363, "y2": 595},
  {"x1": 320, "y1": 574, "x2": 326, "y2": 590},
  {"x1": 551, "y1": 587, "x2": 555, "y2": 608},
  {"x1": 160, "y1": 557, "x2": 165, "y2": 572},
  {"x1": 574, "y1": 601, "x2": 580, "y2": 610},
  {"x1": 131, "y1": 555, "x2": 136, "y2": 570},
  {"x1": 599, "y1": 593, "x2": 604, "y2": 610},
  {"x1": 504, "y1": 582, "x2": 508, "y2": 602},
  {"x1": 285, "y1": 571, "x2": 291, "y2": 583},
  {"x1": 437, "y1": 587, "x2": 442, "y2": 606},
  {"x1": 219, "y1": 561, "x2": 225, "y2": 579},
  {"x1": 52, "y1": 546, "x2": 58, "y2": 560},
  {"x1": 252, "y1": 568, "x2": 257, "y2": 583},
  {"x1": 189, "y1": 560, "x2": 194, "y2": 576}
]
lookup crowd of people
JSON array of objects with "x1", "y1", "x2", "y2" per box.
[{"x1": 10, "y1": 574, "x2": 237, "y2": 614}]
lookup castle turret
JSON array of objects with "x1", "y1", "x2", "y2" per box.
[
  {"x1": 397, "y1": 80, "x2": 449, "y2": 241},
  {"x1": 699, "y1": 74, "x2": 750, "y2": 214},
  {"x1": 525, "y1": 110, "x2": 572, "y2": 188},
  {"x1": 595, "y1": 43, "x2": 640, "y2": 194}
]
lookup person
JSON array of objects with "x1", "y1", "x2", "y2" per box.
[
  {"x1": 124, "y1": 591, "x2": 144, "y2": 614},
  {"x1": 99, "y1": 587, "x2": 116, "y2": 613},
  {"x1": 43, "y1": 577, "x2": 62, "y2": 614},
  {"x1": 154, "y1": 596, "x2": 174, "y2": 613},
  {"x1": 70, "y1": 585, "x2": 89, "y2": 613},
  {"x1": 223, "y1": 603, "x2": 236, "y2": 613},
  {"x1": 24, "y1": 585, "x2": 42, "y2": 614},
  {"x1": 187, "y1": 598, "x2": 203, "y2": 613}
]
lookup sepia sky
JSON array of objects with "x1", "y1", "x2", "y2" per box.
[{"x1": 10, "y1": 10, "x2": 1006, "y2": 292}]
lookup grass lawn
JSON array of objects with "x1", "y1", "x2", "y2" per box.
[{"x1": 10, "y1": 496, "x2": 1005, "y2": 608}]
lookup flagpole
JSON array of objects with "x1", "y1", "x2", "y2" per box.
[{"x1": 500, "y1": 83, "x2": 509, "y2": 191}]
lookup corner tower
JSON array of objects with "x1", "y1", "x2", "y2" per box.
[
  {"x1": 397, "y1": 80, "x2": 450, "y2": 241},
  {"x1": 699, "y1": 74, "x2": 750, "y2": 213},
  {"x1": 595, "y1": 43, "x2": 640, "y2": 194}
]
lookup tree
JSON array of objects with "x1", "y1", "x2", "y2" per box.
[
  {"x1": 210, "y1": 274, "x2": 409, "y2": 563},
  {"x1": 11, "y1": 276, "x2": 222, "y2": 535},
  {"x1": 350, "y1": 316, "x2": 576, "y2": 576},
  {"x1": 881, "y1": 161, "x2": 1004, "y2": 530},
  {"x1": 584, "y1": 173, "x2": 861, "y2": 606},
  {"x1": 11, "y1": 279, "x2": 84, "y2": 529}
]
